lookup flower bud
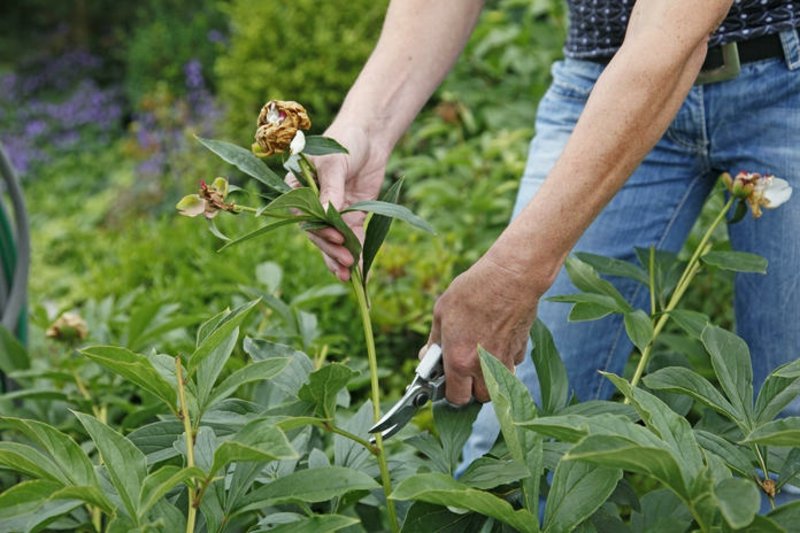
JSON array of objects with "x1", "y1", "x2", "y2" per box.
[
  {"x1": 46, "y1": 312, "x2": 89, "y2": 343},
  {"x1": 253, "y1": 100, "x2": 311, "y2": 157}
]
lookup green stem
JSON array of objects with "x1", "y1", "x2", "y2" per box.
[
  {"x1": 324, "y1": 421, "x2": 379, "y2": 455},
  {"x1": 752, "y1": 444, "x2": 776, "y2": 509},
  {"x1": 648, "y1": 246, "x2": 656, "y2": 316},
  {"x1": 299, "y1": 155, "x2": 320, "y2": 197},
  {"x1": 176, "y1": 357, "x2": 197, "y2": 533},
  {"x1": 629, "y1": 196, "x2": 734, "y2": 391},
  {"x1": 350, "y1": 269, "x2": 399, "y2": 533}
]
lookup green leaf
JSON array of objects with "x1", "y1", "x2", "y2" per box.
[
  {"x1": 261, "y1": 186, "x2": 327, "y2": 219},
  {"x1": 701, "y1": 325, "x2": 754, "y2": 427},
  {"x1": 257, "y1": 514, "x2": 359, "y2": 533},
  {"x1": 573, "y1": 252, "x2": 650, "y2": 285},
  {"x1": 49, "y1": 485, "x2": 115, "y2": 515},
  {"x1": 297, "y1": 363, "x2": 356, "y2": 419},
  {"x1": 241, "y1": 466, "x2": 379, "y2": 508},
  {"x1": 391, "y1": 473, "x2": 537, "y2": 533},
  {"x1": 401, "y1": 502, "x2": 490, "y2": 533},
  {"x1": 623, "y1": 310, "x2": 653, "y2": 353},
  {"x1": 127, "y1": 420, "x2": 183, "y2": 465},
  {"x1": 0, "y1": 326, "x2": 29, "y2": 374},
  {"x1": 196, "y1": 326, "x2": 240, "y2": 412},
  {"x1": 291, "y1": 284, "x2": 348, "y2": 306},
  {"x1": 479, "y1": 347, "x2": 542, "y2": 517},
  {"x1": 138, "y1": 465, "x2": 203, "y2": 518},
  {"x1": 714, "y1": 477, "x2": 761, "y2": 529},
  {"x1": 344, "y1": 199, "x2": 435, "y2": 235},
  {"x1": 643, "y1": 366, "x2": 740, "y2": 422},
  {"x1": 458, "y1": 456, "x2": 530, "y2": 489},
  {"x1": 80, "y1": 346, "x2": 177, "y2": 413},
  {"x1": 74, "y1": 411, "x2": 147, "y2": 520},
  {"x1": 208, "y1": 357, "x2": 290, "y2": 406},
  {"x1": 694, "y1": 430, "x2": 753, "y2": 477},
  {"x1": 778, "y1": 448, "x2": 800, "y2": 490},
  {"x1": 568, "y1": 302, "x2": 615, "y2": 322},
  {"x1": 629, "y1": 489, "x2": 693, "y2": 533},
  {"x1": 0, "y1": 479, "x2": 61, "y2": 521},
  {"x1": 604, "y1": 373, "x2": 704, "y2": 482},
  {"x1": 0, "y1": 442, "x2": 67, "y2": 483},
  {"x1": 543, "y1": 461, "x2": 622, "y2": 533},
  {"x1": 187, "y1": 299, "x2": 260, "y2": 376},
  {"x1": 565, "y1": 435, "x2": 688, "y2": 499},
  {"x1": 700, "y1": 251, "x2": 768, "y2": 274},
  {"x1": 302, "y1": 135, "x2": 349, "y2": 156},
  {"x1": 362, "y1": 179, "x2": 403, "y2": 286},
  {"x1": 775, "y1": 359, "x2": 800, "y2": 379},
  {"x1": 333, "y1": 400, "x2": 374, "y2": 471},
  {"x1": 768, "y1": 501, "x2": 800, "y2": 531},
  {"x1": 324, "y1": 202, "x2": 362, "y2": 263},
  {"x1": 756, "y1": 372, "x2": 800, "y2": 425},
  {"x1": 210, "y1": 419, "x2": 297, "y2": 476},
  {"x1": 531, "y1": 320, "x2": 569, "y2": 415},
  {"x1": 667, "y1": 310, "x2": 710, "y2": 339},
  {"x1": 743, "y1": 417, "x2": 800, "y2": 446},
  {"x1": 218, "y1": 217, "x2": 308, "y2": 251},
  {"x1": 0, "y1": 417, "x2": 98, "y2": 488},
  {"x1": 433, "y1": 400, "x2": 482, "y2": 474},
  {"x1": 564, "y1": 256, "x2": 633, "y2": 312},
  {"x1": 196, "y1": 136, "x2": 289, "y2": 195}
]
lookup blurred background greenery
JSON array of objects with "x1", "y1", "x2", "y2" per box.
[{"x1": 0, "y1": 0, "x2": 731, "y2": 393}]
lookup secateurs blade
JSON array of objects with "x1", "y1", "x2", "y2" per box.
[{"x1": 368, "y1": 343, "x2": 446, "y2": 442}]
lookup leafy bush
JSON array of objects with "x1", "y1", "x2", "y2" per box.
[
  {"x1": 124, "y1": 0, "x2": 225, "y2": 107},
  {"x1": 215, "y1": 0, "x2": 388, "y2": 138}
]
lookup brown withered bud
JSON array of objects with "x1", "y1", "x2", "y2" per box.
[
  {"x1": 253, "y1": 100, "x2": 311, "y2": 157},
  {"x1": 46, "y1": 312, "x2": 89, "y2": 343}
]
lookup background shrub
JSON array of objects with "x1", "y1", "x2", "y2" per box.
[{"x1": 216, "y1": 0, "x2": 388, "y2": 138}]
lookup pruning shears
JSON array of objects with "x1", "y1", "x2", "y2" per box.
[{"x1": 368, "y1": 343, "x2": 446, "y2": 442}]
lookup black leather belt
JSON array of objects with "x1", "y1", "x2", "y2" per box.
[{"x1": 585, "y1": 33, "x2": 785, "y2": 85}]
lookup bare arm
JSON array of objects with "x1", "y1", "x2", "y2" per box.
[
  {"x1": 305, "y1": 0, "x2": 484, "y2": 279},
  {"x1": 433, "y1": 0, "x2": 735, "y2": 404}
]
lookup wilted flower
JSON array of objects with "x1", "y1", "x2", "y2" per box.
[
  {"x1": 46, "y1": 312, "x2": 89, "y2": 343},
  {"x1": 722, "y1": 171, "x2": 793, "y2": 218},
  {"x1": 176, "y1": 177, "x2": 235, "y2": 219},
  {"x1": 253, "y1": 100, "x2": 311, "y2": 157}
]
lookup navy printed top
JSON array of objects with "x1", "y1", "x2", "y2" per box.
[{"x1": 565, "y1": 0, "x2": 800, "y2": 58}]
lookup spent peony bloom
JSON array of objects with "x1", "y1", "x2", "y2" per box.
[
  {"x1": 177, "y1": 177, "x2": 235, "y2": 219},
  {"x1": 722, "y1": 171, "x2": 793, "y2": 218},
  {"x1": 46, "y1": 312, "x2": 89, "y2": 343},
  {"x1": 253, "y1": 100, "x2": 311, "y2": 158}
]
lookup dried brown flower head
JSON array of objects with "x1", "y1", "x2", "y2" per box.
[
  {"x1": 46, "y1": 312, "x2": 89, "y2": 343},
  {"x1": 177, "y1": 177, "x2": 235, "y2": 219},
  {"x1": 253, "y1": 100, "x2": 311, "y2": 157}
]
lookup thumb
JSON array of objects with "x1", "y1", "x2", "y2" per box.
[{"x1": 316, "y1": 158, "x2": 347, "y2": 211}]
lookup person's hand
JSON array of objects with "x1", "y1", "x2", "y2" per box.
[
  {"x1": 423, "y1": 250, "x2": 544, "y2": 405},
  {"x1": 286, "y1": 123, "x2": 390, "y2": 281}
]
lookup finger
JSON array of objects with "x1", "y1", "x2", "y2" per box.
[
  {"x1": 307, "y1": 232, "x2": 354, "y2": 269},
  {"x1": 472, "y1": 377, "x2": 491, "y2": 403},
  {"x1": 284, "y1": 172, "x2": 301, "y2": 189},
  {"x1": 320, "y1": 252, "x2": 351, "y2": 282},
  {"x1": 311, "y1": 226, "x2": 344, "y2": 245},
  {"x1": 442, "y1": 345, "x2": 475, "y2": 406},
  {"x1": 317, "y1": 159, "x2": 346, "y2": 210}
]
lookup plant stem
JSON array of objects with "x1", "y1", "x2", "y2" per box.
[
  {"x1": 752, "y1": 444, "x2": 776, "y2": 509},
  {"x1": 648, "y1": 246, "x2": 656, "y2": 316},
  {"x1": 299, "y1": 155, "x2": 320, "y2": 197},
  {"x1": 176, "y1": 357, "x2": 197, "y2": 533},
  {"x1": 350, "y1": 268, "x2": 399, "y2": 533},
  {"x1": 628, "y1": 196, "x2": 734, "y2": 390},
  {"x1": 324, "y1": 421, "x2": 379, "y2": 455}
]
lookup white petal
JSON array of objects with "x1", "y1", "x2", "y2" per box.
[
  {"x1": 266, "y1": 103, "x2": 281, "y2": 124},
  {"x1": 290, "y1": 130, "x2": 306, "y2": 155},
  {"x1": 764, "y1": 177, "x2": 793, "y2": 209}
]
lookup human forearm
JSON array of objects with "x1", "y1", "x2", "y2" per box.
[
  {"x1": 487, "y1": 0, "x2": 733, "y2": 294},
  {"x1": 335, "y1": 0, "x2": 484, "y2": 155}
]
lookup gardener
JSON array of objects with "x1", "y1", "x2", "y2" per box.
[{"x1": 302, "y1": 0, "x2": 800, "y2": 463}]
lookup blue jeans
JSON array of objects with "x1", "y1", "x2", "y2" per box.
[{"x1": 461, "y1": 29, "x2": 800, "y2": 469}]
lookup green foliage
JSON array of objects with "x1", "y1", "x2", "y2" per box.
[
  {"x1": 216, "y1": 0, "x2": 388, "y2": 138},
  {"x1": 125, "y1": 0, "x2": 224, "y2": 105}
]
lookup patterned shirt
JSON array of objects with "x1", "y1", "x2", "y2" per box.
[{"x1": 565, "y1": 0, "x2": 800, "y2": 58}]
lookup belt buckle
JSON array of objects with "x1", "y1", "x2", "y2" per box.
[{"x1": 696, "y1": 42, "x2": 741, "y2": 85}]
